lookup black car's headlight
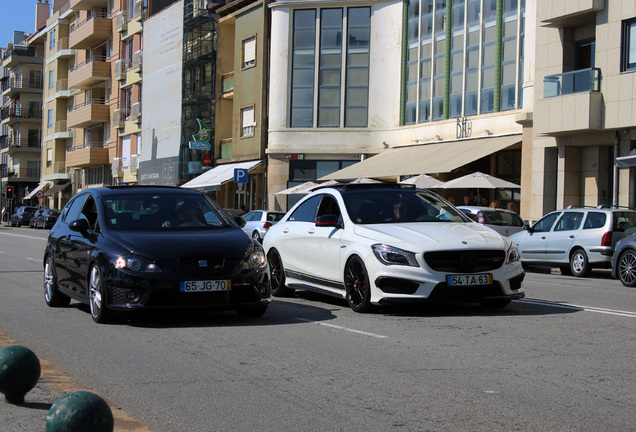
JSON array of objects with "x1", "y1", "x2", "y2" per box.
[
  {"x1": 505, "y1": 238, "x2": 520, "y2": 264},
  {"x1": 372, "y1": 244, "x2": 419, "y2": 267},
  {"x1": 242, "y1": 243, "x2": 267, "y2": 270},
  {"x1": 111, "y1": 256, "x2": 161, "y2": 273}
]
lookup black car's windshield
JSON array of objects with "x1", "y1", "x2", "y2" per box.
[
  {"x1": 103, "y1": 193, "x2": 233, "y2": 231},
  {"x1": 342, "y1": 189, "x2": 468, "y2": 224}
]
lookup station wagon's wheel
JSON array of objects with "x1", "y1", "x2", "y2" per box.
[
  {"x1": 617, "y1": 250, "x2": 636, "y2": 287},
  {"x1": 252, "y1": 231, "x2": 262, "y2": 243},
  {"x1": 267, "y1": 249, "x2": 294, "y2": 297},
  {"x1": 89, "y1": 264, "x2": 112, "y2": 324},
  {"x1": 570, "y1": 248, "x2": 590, "y2": 277},
  {"x1": 43, "y1": 256, "x2": 70, "y2": 307},
  {"x1": 344, "y1": 256, "x2": 373, "y2": 313}
]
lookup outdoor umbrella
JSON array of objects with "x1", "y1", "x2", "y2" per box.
[
  {"x1": 399, "y1": 174, "x2": 444, "y2": 189},
  {"x1": 436, "y1": 171, "x2": 520, "y2": 189},
  {"x1": 275, "y1": 180, "x2": 340, "y2": 195}
]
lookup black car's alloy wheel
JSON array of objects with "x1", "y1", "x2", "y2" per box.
[
  {"x1": 618, "y1": 250, "x2": 636, "y2": 287},
  {"x1": 344, "y1": 256, "x2": 372, "y2": 313},
  {"x1": 267, "y1": 249, "x2": 294, "y2": 297},
  {"x1": 43, "y1": 256, "x2": 70, "y2": 307},
  {"x1": 89, "y1": 265, "x2": 112, "y2": 324}
]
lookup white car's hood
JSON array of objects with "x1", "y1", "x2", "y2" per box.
[{"x1": 353, "y1": 222, "x2": 506, "y2": 250}]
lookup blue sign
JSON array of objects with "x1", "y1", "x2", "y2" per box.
[
  {"x1": 234, "y1": 168, "x2": 248, "y2": 183},
  {"x1": 189, "y1": 141, "x2": 211, "y2": 151}
]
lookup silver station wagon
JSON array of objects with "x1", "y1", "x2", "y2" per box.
[{"x1": 509, "y1": 206, "x2": 636, "y2": 276}]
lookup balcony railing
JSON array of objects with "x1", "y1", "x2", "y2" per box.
[
  {"x1": 1, "y1": 167, "x2": 41, "y2": 179},
  {"x1": 68, "y1": 98, "x2": 107, "y2": 112},
  {"x1": 2, "y1": 45, "x2": 44, "y2": 60},
  {"x1": 56, "y1": 79, "x2": 68, "y2": 92},
  {"x1": 1, "y1": 108, "x2": 43, "y2": 121},
  {"x1": 544, "y1": 68, "x2": 601, "y2": 98},
  {"x1": 1, "y1": 76, "x2": 44, "y2": 92},
  {"x1": 70, "y1": 55, "x2": 109, "y2": 72},
  {"x1": 0, "y1": 138, "x2": 40, "y2": 150},
  {"x1": 69, "y1": 12, "x2": 109, "y2": 33},
  {"x1": 68, "y1": 142, "x2": 106, "y2": 152}
]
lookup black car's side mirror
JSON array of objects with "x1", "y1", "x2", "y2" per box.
[
  {"x1": 69, "y1": 218, "x2": 90, "y2": 233},
  {"x1": 233, "y1": 216, "x2": 246, "y2": 228},
  {"x1": 316, "y1": 214, "x2": 341, "y2": 228}
]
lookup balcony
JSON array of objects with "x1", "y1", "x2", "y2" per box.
[
  {"x1": 221, "y1": 72, "x2": 234, "y2": 99},
  {"x1": 1, "y1": 107, "x2": 43, "y2": 125},
  {"x1": 70, "y1": 0, "x2": 109, "y2": 10},
  {"x1": 43, "y1": 161, "x2": 71, "y2": 182},
  {"x1": 0, "y1": 138, "x2": 41, "y2": 154},
  {"x1": 2, "y1": 75, "x2": 44, "y2": 97},
  {"x1": 69, "y1": 13, "x2": 111, "y2": 50},
  {"x1": 1, "y1": 167, "x2": 41, "y2": 181},
  {"x1": 1, "y1": 45, "x2": 44, "y2": 69},
  {"x1": 539, "y1": 0, "x2": 604, "y2": 27},
  {"x1": 539, "y1": 69, "x2": 603, "y2": 135},
  {"x1": 50, "y1": 37, "x2": 75, "y2": 59},
  {"x1": 68, "y1": 56, "x2": 110, "y2": 89},
  {"x1": 67, "y1": 98, "x2": 109, "y2": 128},
  {"x1": 66, "y1": 142, "x2": 109, "y2": 168}
]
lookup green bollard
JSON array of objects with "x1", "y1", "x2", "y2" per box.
[
  {"x1": 0, "y1": 345, "x2": 41, "y2": 404},
  {"x1": 46, "y1": 391, "x2": 114, "y2": 432}
]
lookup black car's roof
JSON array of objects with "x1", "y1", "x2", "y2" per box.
[{"x1": 313, "y1": 183, "x2": 416, "y2": 192}]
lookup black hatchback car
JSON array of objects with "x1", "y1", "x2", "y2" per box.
[{"x1": 43, "y1": 186, "x2": 271, "y2": 323}]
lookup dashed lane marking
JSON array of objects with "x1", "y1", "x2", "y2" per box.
[
  {"x1": 297, "y1": 318, "x2": 388, "y2": 338},
  {"x1": 518, "y1": 299, "x2": 636, "y2": 318}
]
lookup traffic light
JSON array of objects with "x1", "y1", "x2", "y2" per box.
[{"x1": 6, "y1": 186, "x2": 14, "y2": 199}]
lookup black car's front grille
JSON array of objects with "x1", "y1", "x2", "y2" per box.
[
  {"x1": 424, "y1": 250, "x2": 506, "y2": 272},
  {"x1": 179, "y1": 255, "x2": 227, "y2": 274}
]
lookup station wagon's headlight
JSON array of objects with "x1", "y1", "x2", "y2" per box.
[
  {"x1": 372, "y1": 244, "x2": 419, "y2": 267},
  {"x1": 505, "y1": 239, "x2": 519, "y2": 264},
  {"x1": 243, "y1": 243, "x2": 267, "y2": 270},
  {"x1": 112, "y1": 256, "x2": 161, "y2": 272}
]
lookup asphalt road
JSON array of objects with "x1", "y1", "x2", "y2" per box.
[{"x1": 1, "y1": 226, "x2": 635, "y2": 431}]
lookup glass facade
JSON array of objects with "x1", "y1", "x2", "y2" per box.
[
  {"x1": 404, "y1": 0, "x2": 525, "y2": 125},
  {"x1": 291, "y1": 7, "x2": 371, "y2": 128}
]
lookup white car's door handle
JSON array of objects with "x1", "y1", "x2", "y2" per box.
[
  {"x1": 569, "y1": 235, "x2": 575, "y2": 238},
  {"x1": 541, "y1": 236, "x2": 546, "y2": 240},
  {"x1": 282, "y1": 228, "x2": 289, "y2": 233},
  {"x1": 307, "y1": 229, "x2": 315, "y2": 234}
]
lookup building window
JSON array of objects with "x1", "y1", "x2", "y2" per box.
[
  {"x1": 622, "y1": 18, "x2": 636, "y2": 72},
  {"x1": 47, "y1": 109, "x2": 53, "y2": 129},
  {"x1": 500, "y1": 0, "x2": 518, "y2": 111},
  {"x1": 241, "y1": 106, "x2": 256, "y2": 137},
  {"x1": 49, "y1": 69, "x2": 55, "y2": 89},
  {"x1": 50, "y1": 29, "x2": 55, "y2": 51},
  {"x1": 290, "y1": 7, "x2": 371, "y2": 128},
  {"x1": 47, "y1": 148, "x2": 52, "y2": 168},
  {"x1": 242, "y1": 36, "x2": 256, "y2": 69}
]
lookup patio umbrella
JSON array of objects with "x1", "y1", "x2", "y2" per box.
[
  {"x1": 275, "y1": 181, "x2": 322, "y2": 195},
  {"x1": 400, "y1": 174, "x2": 444, "y2": 189},
  {"x1": 436, "y1": 172, "x2": 520, "y2": 189}
]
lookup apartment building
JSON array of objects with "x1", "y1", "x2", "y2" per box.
[
  {"x1": 526, "y1": 0, "x2": 636, "y2": 221},
  {"x1": 267, "y1": 0, "x2": 534, "y2": 212},
  {"x1": 0, "y1": 30, "x2": 45, "y2": 208}
]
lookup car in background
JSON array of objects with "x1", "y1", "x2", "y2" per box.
[
  {"x1": 241, "y1": 210, "x2": 286, "y2": 242},
  {"x1": 263, "y1": 184, "x2": 524, "y2": 312},
  {"x1": 509, "y1": 206, "x2": 636, "y2": 277},
  {"x1": 29, "y1": 209, "x2": 45, "y2": 228},
  {"x1": 9, "y1": 206, "x2": 38, "y2": 227},
  {"x1": 37, "y1": 208, "x2": 60, "y2": 229},
  {"x1": 457, "y1": 206, "x2": 525, "y2": 237},
  {"x1": 611, "y1": 233, "x2": 636, "y2": 286},
  {"x1": 43, "y1": 186, "x2": 270, "y2": 323}
]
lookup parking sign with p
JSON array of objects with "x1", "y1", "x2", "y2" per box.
[{"x1": 234, "y1": 168, "x2": 248, "y2": 184}]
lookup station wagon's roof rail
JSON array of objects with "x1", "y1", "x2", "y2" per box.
[{"x1": 565, "y1": 204, "x2": 636, "y2": 210}]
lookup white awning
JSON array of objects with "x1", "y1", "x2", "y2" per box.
[
  {"x1": 181, "y1": 160, "x2": 262, "y2": 191},
  {"x1": 320, "y1": 134, "x2": 521, "y2": 180},
  {"x1": 616, "y1": 155, "x2": 636, "y2": 168},
  {"x1": 23, "y1": 182, "x2": 50, "y2": 200}
]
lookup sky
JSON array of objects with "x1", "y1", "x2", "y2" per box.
[{"x1": 0, "y1": 1, "x2": 38, "y2": 48}]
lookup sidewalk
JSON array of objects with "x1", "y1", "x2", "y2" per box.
[{"x1": 0, "y1": 331, "x2": 152, "y2": 432}]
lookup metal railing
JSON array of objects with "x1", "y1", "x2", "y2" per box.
[
  {"x1": 67, "y1": 142, "x2": 106, "y2": 152},
  {"x1": 1, "y1": 108, "x2": 43, "y2": 120},
  {"x1": 1, "y1": 167, "x2": 41, "y2": 178},
  {"x1": 544, "y1": 68, "x2": 601, "y2": 98},
  {"x1": 2, "y1": 45, "x2": 44, "y2": 60},
  {"x1": 70, "y1": 55, "x2": 109, "y2": 72},
  {"x1": 1, "y1": 76, "x2": 44, "y2": 92},
  {"x1": 0, "y1": 138, "x2": 40, "y2": 150},
  {"x1": 68, "y1": 98, "x2": 107, "y2": 112},
  {"x1": 69, "y1": 12, "x2": 109, "y2": 34}
]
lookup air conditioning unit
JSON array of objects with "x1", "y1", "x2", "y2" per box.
[
  {"x1": 131, "y1": 103, "x2": 141, "y2": 122},
  {"x1": 115, "y1": 11, "x2": 127, "y2": 32},
  {"x1": 113, "y1": 109, "x2": 124, "y2": 128},
  {"x1": 134, "y1": 0, "x2": 146, "y2": 20},
  {"x1": 132, "y1": 50, "x2": 142, "y2": 71},
  {"x1": 111, "y1": 157, "x2": 123, "y2": 177},
  {"x1": 114, "y1": 60, "x2": 125, "y2": 81},
  {"x1": 129, "y1": 154, "x2": 140, "y2": 174}
]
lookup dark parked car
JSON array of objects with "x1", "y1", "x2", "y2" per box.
[
  {"x1": 29, "y1": 209, "x2": 45, "y2": 228},
  {"x1": 10, "y1": 206, "x2": 38, "y2": 227},
  {"x1": 611, "y1": 230, "x2": 636, "y2": 286},
  {"x1": 43, "y1": 186, "x2": 271, "y2": 323},
  {"x1": 37, "y1": 208, "x2": 60, "y2": 229}
]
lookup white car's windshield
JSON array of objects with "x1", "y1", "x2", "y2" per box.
[{"x1": 342, "y1": 189, "x2": 468, "y2": 224}]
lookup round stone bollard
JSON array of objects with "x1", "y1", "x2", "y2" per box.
[
  {"x1": 46, "y1": 391, "x2": 114, "y2": 432},
  {"x1": 0, "y1": 345, "x2": 41, "y2": 404}
]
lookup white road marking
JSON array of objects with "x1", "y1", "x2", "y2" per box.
[
  {"x1": 297, "y1": 318, "x2": 388, "y2": 339},
  {"x1": 0, "y1": 232, "x2": 47, "y2": 242},
  {"x1": 518, "y1": 299, "x2": 636, "y2": 318}
]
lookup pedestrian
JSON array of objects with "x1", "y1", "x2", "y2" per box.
[
  {"x1": 489, "y1": 200, "x2": 502, "y2": 209},
  {"x1": 507, "y1": 201, "x2": 519, "y2": 213},
  {"x1": 448, "y1": 196, "x2": 456, "y2": 206},
  {"x1": 463, "y1": 195, "x2": 474, "y2": 206},
  {"x1": 480, "y1": 196, "x2": 489, "y2": 206}
]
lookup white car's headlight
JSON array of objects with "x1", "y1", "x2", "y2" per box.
[
  {"x1": 505, "y1": 238, "x2": 520, "y2": 264},
  {"x1": 372, "y1": 244, "x2": 419, "y2": 267}
]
